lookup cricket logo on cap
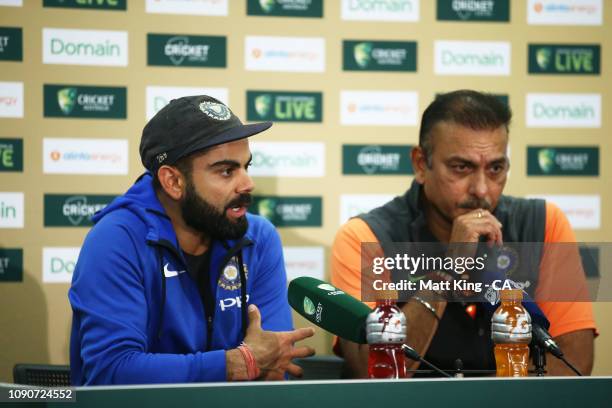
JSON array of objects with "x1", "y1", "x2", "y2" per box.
[{"x1": 199, "y1": 101, "x2": 231, "y2": 121}]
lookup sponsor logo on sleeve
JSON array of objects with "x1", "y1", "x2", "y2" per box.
[
  {"x1": 343, "y1": 40, "x2": 417, "y2": 72},
  {"x1": 43, "y1": 0, "x2": 126, "y2": 10},
  {"x1": 44, "y1": 194, "x2": 117, "y2": 227},
  {"x1": 340, "y1": 90, "x2": 418, "y2": 126},
  {"x1": 247, "y1": 91, "x2": 322, "y2": 122},
  {"x1": 43, "y1": 247, "x2": 80, "y2": 283},
  {"x1": 0, "y1": 27, "x2": 22, "y2": 61},
  {"x1": 341, "y1": 0, "x2": 419, "y2": 21},
  {"x1": 43, "y1": 28, "x2": 128, "y2": 66},
  {"x1": 245, "y1": 36, "x2": 325, "y2": 72},
  {"x1": 0, "y1": 248, "x2": 22, "y2": 282},
  {"x1": 343, "y1": 144, "x2": 413, "y2": 175},
  {"x1": 250, "y1": 196, "x2": 322, "y2": 227},
  {"x1": 249, "y1": 142, "x2": 325, "y2": 177},
  {"x1": 435, "y1": 40, "x2": 511, "y2": 75},
  {"x1": 44, "y1": 84, "x2": 127, "y2": 119},
  {"x1": 147, "y1": 34, "x2": 226, "y2": 68},
  {"x1": 145, "y1": 0, "x2": 228, "y2": 15},
  {"x1": 527, "y1": 0, "x2": 602, "y2": 25},
  {"x1": 43, "y1": 138, "x2": 129, "y2": 175},
  {"x1": 436, "y1": 0, "x2": 510, "y2": 22},
  {"x1": 526, "y1": 93, "x2": 601, "y2": 128},
  {"x1": 247, "y1": 0, "x2": 323, "y2": 17},
  {"x1": 527, "y1": 146, "x2": 598, "y2": 176},
  {"x1": 0, "y1": 138, "x2": 23, "y2": 172},
  {"x1": 0, "y1": 192, "x2": 24, "y2": 228},
  {"x1": 0, "y1": 81, "x2": 24, "y2": 118}
]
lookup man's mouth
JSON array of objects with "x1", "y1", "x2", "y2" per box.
[
  {"x1": 225, "y1": 194, "x2": 252, "y2": 219},
  {"x1": 227, "y1": 205, "x2": 247, "y2": 218}
]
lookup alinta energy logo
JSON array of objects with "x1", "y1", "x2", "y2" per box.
[
  {"x1": 528, "y1": 0, "x2": 602, "y2": 25},
  {"x1": 44, "y1": 84, "x2": 126, "y2": 119},
  {"x1": 244, "y1": 36, "x2": 325, "y2": 72},
  {"x1": 147, "y1": 34, "x2": 226, "y2": 68},
  {"x1": 247, "y1": 91, "x2": 322, "y2": 122},
  {"x1": 529, "y1": 44, "x2": 600, "y2": 75},
  {"x1": 44, "y1": 194, "x2": 116, "y2": 227}
]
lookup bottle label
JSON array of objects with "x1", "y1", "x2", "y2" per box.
[{"x1": 511, "y1": 314, "x2": 531, "y2": 335}]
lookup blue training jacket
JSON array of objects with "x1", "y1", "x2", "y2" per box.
[{"x1": 69, "y1": 173, "x2": 293, "y2": 385}]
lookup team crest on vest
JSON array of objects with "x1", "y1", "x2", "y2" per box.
[
  {"x1": 496, "y1": 245, "x2": 519, "y2": 277},
  {"x1": 219, "y1": 257, "x2": 248, "y2": 291}
]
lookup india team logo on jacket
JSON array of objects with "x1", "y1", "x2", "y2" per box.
[{"x1": 219, "y1": 257, "x2": 248, "y2": 291}]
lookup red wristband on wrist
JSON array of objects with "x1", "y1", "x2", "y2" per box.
[{"x1": 238, "y1": 342, "x2": 260, "y2": 380}]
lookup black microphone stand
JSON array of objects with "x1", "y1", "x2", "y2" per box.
[{"x1": 532, "y1": 344, "x2": 547, "y2": 376}]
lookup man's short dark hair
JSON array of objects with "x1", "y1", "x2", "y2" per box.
[
  {"x1": 152, "y1": 155, "x2": 194, "y2": 191},
  {"x1": 418, "y1": 90, "x2": 512, "y2": 166}
]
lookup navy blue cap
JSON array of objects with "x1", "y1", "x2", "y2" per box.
[{"x1": 140, "y1": 95, "x2": 272, "y2": 173}]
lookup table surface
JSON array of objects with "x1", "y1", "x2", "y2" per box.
[{"x1": 3, "y1": 376, "x2": 612, "y2": 408}]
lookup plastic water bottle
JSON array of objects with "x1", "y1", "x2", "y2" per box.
[
  {"x1": 366, "y1": 291, "x2": 407, "y2": 378},
  {"x1": 491, "y1": 289, "x2": 532, "y2": 377}
]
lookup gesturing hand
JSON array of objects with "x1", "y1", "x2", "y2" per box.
[{"x1": 243, "y1": 304, "x2": 315, "y2": 380}]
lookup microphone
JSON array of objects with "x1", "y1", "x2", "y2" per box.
[{"x1": 288, "y1": 277, "x2": 372, "y2": 344}]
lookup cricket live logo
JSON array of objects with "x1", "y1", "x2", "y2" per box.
[{"x1": 529, "y1": 44, "x2": 600, "y2": 75}]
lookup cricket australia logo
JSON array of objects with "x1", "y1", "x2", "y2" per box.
[{"x1": 219, "y1": 257, "x2": 248, "y2": 291}]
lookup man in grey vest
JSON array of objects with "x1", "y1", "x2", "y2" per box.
[{"x1": 331, "y1": 90, "x2": 596, "y2": 376}]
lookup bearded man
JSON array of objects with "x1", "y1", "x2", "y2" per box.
[{"x1": 69, "y1": 96, "x2": 314, "y2": 385}]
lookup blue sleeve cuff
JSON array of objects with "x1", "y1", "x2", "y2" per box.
[{"x1": 197, "y1": 349, "x2": 227, "y2": 382}]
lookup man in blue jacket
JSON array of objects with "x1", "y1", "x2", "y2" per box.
[{"x1": 69, "y1": 95, "x2": 315, "y2": 385}]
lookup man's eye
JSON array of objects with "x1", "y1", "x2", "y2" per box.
[
  {"x1": 489, "y1": 164, "x2": 505, "y2": 174},
  {"x1": 221, "y1": 168, "x2": 233, "y2": 176},
  {"x1": 452, "y1": 164, "x2": 469, "y2": 172}
]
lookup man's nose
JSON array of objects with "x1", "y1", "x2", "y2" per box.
[
  {"x1": 237, "y1": 170, "x2": 255, "y2": 194},
  {"x1": 469, "y1": 170, "x2": 488, "y2": 199}
]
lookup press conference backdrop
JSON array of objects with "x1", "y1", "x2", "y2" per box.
[{"x1": 0, "y1": 0, "x2": 609, "y2": 382}]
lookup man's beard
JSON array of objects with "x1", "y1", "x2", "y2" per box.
[{"x1": 180, "y1": 179, "x2": 251, "y2": 240}]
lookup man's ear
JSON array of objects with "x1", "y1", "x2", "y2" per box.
[
  {"x1": 157, "y1": 165, "x2": 185, "y2": 201},
  {"x1": 411, "y1": 146, "x2": 427, "y2": 184}
]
